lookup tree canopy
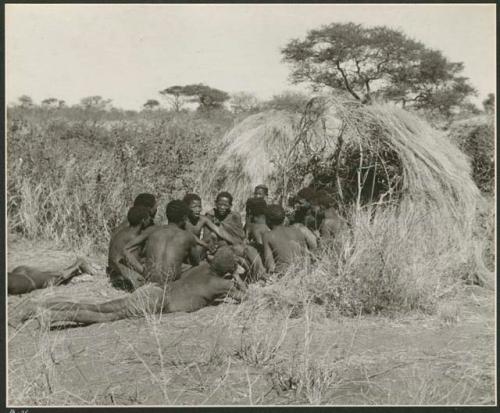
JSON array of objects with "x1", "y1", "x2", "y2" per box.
[
  {"x1": 80, "y1": 96, "x2": 112, "y2": 111},
  {"x1": 143, "y1": 99, "x2": 160, "y2": 110},
  {"x1": 159, "y1": 84, "x2": 229, "y2": 111},
  {"x1": 282, "y1": 23, "x2": 476, "y2": 116}
]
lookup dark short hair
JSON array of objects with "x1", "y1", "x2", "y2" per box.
[
  {"x1": 166, "y1": 200, "x2": 190, "y2": 223},
  {"x1": 127, "y1": 206, "x2": 150, "y2": 226},
  {"x1": 210, "y1": 246, "x2": 237, "y2": 276},
  {"x1": 266, "y1": 204, "x2": 286, "y2": 226},
  {"x1": 133, "y1": 193, "x2": 156, "y2": 209},
  {"x1": 297, "y1": 187, "x2": 317, "y2": 202},
  {"x1": 183, "y1": 193, "x2": 201, "y2": 206},
  {"x1": 246, "y1": 197, "x2": 267, "y2": 216},
  {"x1": 254, "y1": 184, "x2": 269, "y2": 196},
  {"x1": 216, "y1": 191, "x2": 233, "y2": 205}
]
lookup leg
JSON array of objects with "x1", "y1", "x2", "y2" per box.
[
  {"x1": 25, "y1": 284, "x2": 168, "y2": 326},
  {"x1": 116, "y1": 263, "x2": 145, "y2": 291},
  {"x1": 51, "y1": 257, "x2": 95, "y2": 286}
]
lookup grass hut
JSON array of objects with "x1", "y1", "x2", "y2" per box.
[{"x1": 201, "y1": 96, "x2": 492, "y2": 306}]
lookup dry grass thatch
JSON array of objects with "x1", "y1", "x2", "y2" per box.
[{"x1": 202, "y1": 96, "x2": 480, "y2": 226}]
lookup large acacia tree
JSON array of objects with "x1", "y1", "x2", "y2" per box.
[{"x1": 282, "y1": 23, "x2": 475, "y2": 116}]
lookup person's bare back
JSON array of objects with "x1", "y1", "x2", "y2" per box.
[
  {"x1": 143, "y1": 224, "x2": 199, "y2": 284},
  {"x1": 263, "y1": 226, "x2": 310, "y2": 272},
  {"x1": 107, "y1": 206, "x2": 153, "y2": 291},
  {"x1": 263, "y1": 204, "x2": 316, "y2": 273}
]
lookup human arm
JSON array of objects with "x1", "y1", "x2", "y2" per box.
[
  {"x1": 200, "y1": 217, "x2": 236, "y2": 245},
  {"x1": 262, "y1": 232, "x2": 276, "y2": 273},
  {"x1": 301, "y1": 226, "x2": 318, "y2": 250}
]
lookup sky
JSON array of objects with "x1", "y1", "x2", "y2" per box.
[{"x1": 6, "y1": 4, "x2": 496, "y2": 110}]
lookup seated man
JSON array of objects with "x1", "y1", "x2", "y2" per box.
[
  {"x1": 203, "y1": 192, "x2": 264, "y2": 282},
  {"x1": 124, "y1": 200, "x2": 201, "y2": 284},
  {"x1": 244, "y1": 197, "x2": 270, "y2": 256},
  {"x1": 8, "y1": 258, "x2": 94, "y2": 295},
  {"x1": 112, "y1": 193, "x2": 157, "y2": 236},
  {"x1": 12, "y1": 247, "x2": 247, "y2": 328},
  {"x1": 262, "y1": 204, "x2": 317, "y2": 274},
  {"x1": 183, "y1": 193, "x2": 236, "y2": 259},
  {"x1": 108, "y1": 205, "x2": 152, "y2": 291},
  {"x1": 203, "y1": 191, "x2": 246, "y2": 246},
  {"x1": 314, "y1": 192, "x2": 348, "y2": 240}
]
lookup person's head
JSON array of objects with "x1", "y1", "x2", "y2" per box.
[
  {"x1": 133, "y1": 193, "x2": 157, "y2": 221},
  {"x1": 210, "y1": 246, "x2": 237, "y2": 276},
  {"x1": 166, "y1": 200, "x2": 190, "y2": 228},
  {"x1": 215, "y1": 191, "x2": 233, "y2": 219},
  {"x1": 254, "y1": 184, "x2": 269, "y2": 200},
  {"x1": 127, "y1": 205, "x2": 151, "y2": 229},
  {"x1": 183, "y1": 193, "x2": 202, "y2": 219},
  {"x1": 245, "y1": 197, "x2": 267, "y2": 222},
  {"x1": 296, "y1": 187, "x2": 316, "y2": 210},
  {"x1": 265, "y1": 204, "x2": 286, "y2": 228}
]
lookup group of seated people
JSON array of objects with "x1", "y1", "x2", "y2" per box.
[{"x1": 9, "y1": 184, "x2": 345, "y2": 328}]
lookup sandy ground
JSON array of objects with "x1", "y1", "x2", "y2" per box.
[{"x1": 6, "y1": 236, "x2": 496, "y2": 406}]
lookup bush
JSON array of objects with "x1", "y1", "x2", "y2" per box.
[
  {"x1": 7, "y1": 107, "x2": 235, "y2": 252},
  {"x1": 448, "y1": 115, "x2": 494, "y2": 194}
]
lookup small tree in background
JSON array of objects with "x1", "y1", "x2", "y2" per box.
[
  {"x1": 143, "y1": 99, "x2": 160, "y2": 110},
  {"x1": 282, "y1": 22, "x2": 476, "y2": 116},
  {"x1": 182, "y1": 84, "x2": 230, "y2": 111},
  {"x1": 58, "y1": 100, "x2": 66, "y2": 108},
  {"x1": 230, "y1": 92, "x2": 260, "y2": 114},
  {"x1": 80, "y1": 95, "x2": 112, "y2": 111},
  {"x1": 18, "y1": 95, "x2": 34, "y2": 108},
  {"x1": 41, "y1": 98, "x2": 59, "y2": 108},
  {"x1": 159, "y1": 85, "x2": 186, "y2": 112}
]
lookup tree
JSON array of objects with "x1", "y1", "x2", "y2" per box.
[
  {"x1": 229, "y1": 92, "x2": 260, "y2": 113},
  {"x1": 41, "y1": 98, "x2": 59, "y2": 108},
  {"x1": 159, "y1": 86, "x2": 186, "y2": 112},
  {"x1": 18, "y1": 95, "x2": 34, "y2": 108},
  {"x1": 282, "y1": 23, "x2": 476, "y2": 115},
  {"x1": 143, "y1": 99, "x2": 160, "y2": 110},
  {"x1": 160, "y1": 84, "x2": 230, "y2": 111},
  {"x1": 58, "y1": 100, "x2": 66, "y2": 108},
  {"x1": 483, "y1": 93, "x2": 494, "y2": 113},
  {"x1": 80, "y1": 95, "x2": 112, "y2": 110},
  {"x1": 181, "y1": 84, "x2": 230, "y2": 111}
]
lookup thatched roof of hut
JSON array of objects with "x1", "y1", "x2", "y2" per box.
[{"x1": 202, "y1": 97, "x2": 479, "y2": 224}]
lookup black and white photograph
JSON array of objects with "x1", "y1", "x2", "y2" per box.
[{"x1": 5, "y1": 3, "x2": 496, "y2": 407}]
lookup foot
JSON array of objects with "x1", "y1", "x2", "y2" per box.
[{"x1": 77, "y1": 258, "x2": 96, "y2": 275}]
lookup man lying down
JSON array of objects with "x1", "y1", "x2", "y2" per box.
[{"x1": 10, "y1": 247, "x2": 246, "y2": 328}]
